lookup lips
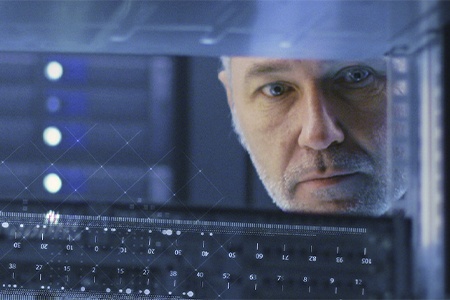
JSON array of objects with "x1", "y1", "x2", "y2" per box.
[
  {"x1": 299, "y1": 171, "x2": 358, "y2": 183},
  {"x1": 296, "y1": 171, "x2": 359, "y2": 189}
]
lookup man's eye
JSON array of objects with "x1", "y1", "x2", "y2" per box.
[
  {"x1": 334, "y1": 66, "x2": 375, "y2": 88},
  {"x1": 261, "y1": 82, "x2": 290, "y2": 97}
]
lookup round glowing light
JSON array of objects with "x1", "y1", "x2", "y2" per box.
[
  {"x1": 43, "y1": 126, "x2": 62, "y2": 147},
  {"x1": 43, "y1": 173, "x2": 62, "y2": 194},
  {"x1": 44, "y1": 61, "x2": 64, "y2": 81},
  {"x1": 46, "y1": 96, "x2": 61, "y2": 113}
]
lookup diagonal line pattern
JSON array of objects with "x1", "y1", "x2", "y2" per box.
[
  {"x1": 0, "y1": 119, "x2": 230, "y2": 297},
  {"x1": 0, "y1": 53, "x2": 247, "y2": 299}
]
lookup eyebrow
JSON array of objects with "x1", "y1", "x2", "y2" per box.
[{"x1": 244, "y1": 61, "x2": 294, "y2": 83}]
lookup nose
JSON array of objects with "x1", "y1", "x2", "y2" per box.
[{"x1": 297, "y1": 82, "x2": 345, "y2": 150}]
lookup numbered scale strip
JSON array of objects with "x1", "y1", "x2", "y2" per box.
[
  {"x1": 0, "y1": 211, "x2": 368, "y2": 235},
  {"x1": 0, "y1": 211, "x2": 410, "y2": 299}
]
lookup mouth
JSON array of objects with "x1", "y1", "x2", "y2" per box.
[{"x1": 297, "y1": 172, "x2": 360, "y2": 189}]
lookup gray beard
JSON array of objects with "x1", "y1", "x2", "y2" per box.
[{"x1": 230, "y1": 109, "x2": 404, "y2": 216}]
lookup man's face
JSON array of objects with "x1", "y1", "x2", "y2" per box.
[{"x1": 219, "y1": 57, "x2": 405, "y2": 216}]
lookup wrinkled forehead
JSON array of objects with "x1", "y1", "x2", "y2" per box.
[{"x1": 229, "y1": 57, "x2": 386, "y2": 80}]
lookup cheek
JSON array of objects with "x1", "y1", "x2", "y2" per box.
[
  {"x1": 234, "y1": 102, "x2": 295, "y2": 179},
  {"x1": 343, "y1": 102, "x2": 387, "y2": 157}
]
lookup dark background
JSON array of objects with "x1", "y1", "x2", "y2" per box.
[{"x1": 0, "y1": 53, "x2": 275, "y2": 213}]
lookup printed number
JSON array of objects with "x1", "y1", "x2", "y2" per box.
[
  {"x1": 222, "y1": 273, "x2": 231, "y2": 280},
  {"x1": 228, "y1": 252, "x2": 236, "y2": 259},
  {"x1": 255, "y1": 253, "x2": 264, "y2": 260},
  {"x1": 170, "y1": 271, "x2": 178, "y2": 277},
  {"x1": 197, "y1": 272, "x2": 204, "y2": 278},
  {"x1": 336, "y1": 257, "x2": 344, "y2": 263},
  {"x1": 308, "y1": 255, "x2": 317, "y2": 262},
  {"x1": 361, "y1": 258, "x2": 372, "y2": 265},
  {"x1": 36, "y1": 264, "x2": 43, "y2": 271},
  {"x1": 64, "y1": 266, "x2": 71, "y2": 272},
  {"x1": 9, "y1": 263, "x2": 17, "y2": 270},
  {"x1": 143, "y1": 269, "x2": 150, "y2": 276}
]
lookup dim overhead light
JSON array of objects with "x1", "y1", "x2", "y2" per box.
[
  {"x1": 43, "y1": 173, "x2": 62, "y2": 194},
  {"x1": 44, "y1": 61, "x2": 64, "y2": 81},
  {"x1": 43, "y1": 126, "x2": 62, "y2": 147}
]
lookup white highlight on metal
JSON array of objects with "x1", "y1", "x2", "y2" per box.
[
  {"x1": 162, "y1": 229, "x2": 173, "y2": 236},
  {"x1": 44, "y1": 210, "x2": 60, "y2": 225}
]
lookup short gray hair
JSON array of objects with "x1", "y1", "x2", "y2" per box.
[{"x1": 220, "y1": 56, "x2": 231, "y2": 73}]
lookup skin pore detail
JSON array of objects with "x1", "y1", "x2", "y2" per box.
[{"x1": 219, "y1": 57, "x2": 406, "y2": 216}]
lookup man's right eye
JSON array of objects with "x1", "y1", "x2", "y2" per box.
[{"x1": 260, "y1": 82, "x2": 291, "y2": 97}]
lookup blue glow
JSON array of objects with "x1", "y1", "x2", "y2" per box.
[{"x1": 46, "y1": 96, "x2": 61, "y2": 113}]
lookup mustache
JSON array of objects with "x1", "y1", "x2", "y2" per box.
[{"x1": 284, "y1": 147, "x2": 375, "y2": 190}]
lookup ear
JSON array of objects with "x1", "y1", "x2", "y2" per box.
[{"x1": 218, "y1": 70, "x2": 234, "y2": 110}]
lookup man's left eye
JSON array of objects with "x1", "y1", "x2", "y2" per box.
[
  {"x1": 261, "y1": 82, "x2": 291, "y2": 97},
  {"x1": 334, "y1": 66, "x2": 375, "y2": 87}
]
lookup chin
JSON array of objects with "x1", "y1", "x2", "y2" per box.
[{"x1": 277, "y1": 198, "x2": 388, "y2": 216}]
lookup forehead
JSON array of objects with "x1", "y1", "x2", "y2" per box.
[
  {"x1": 229, "y1": 57, "x2": 386, "y2": 81},
  {"x1": 230, "y1": 57, "x2": 318, "y2": 76},
  {"x1": 231, "y1": 57, "x2": 319, "y2": 68}
]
